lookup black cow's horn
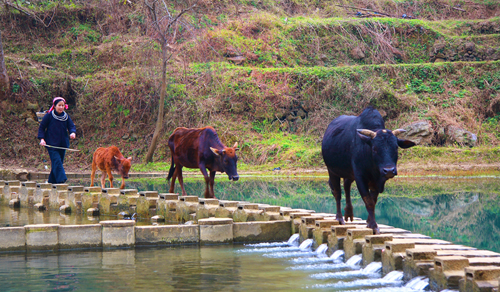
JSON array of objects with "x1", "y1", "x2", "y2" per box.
[
  {"x1": 392, "y1": 129, "x2": 406, "y2": 136},
  {"x1": 357, "y1": 129, "x2": 377, "y2": 138}
]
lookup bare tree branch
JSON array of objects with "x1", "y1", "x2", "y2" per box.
[{"x1": 143, "y1": 0, "x2": 199, "y2": 163}]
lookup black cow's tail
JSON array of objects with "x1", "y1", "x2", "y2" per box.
[{"x1": 167, "y1": 155, "x2": 175, "y2": 182}]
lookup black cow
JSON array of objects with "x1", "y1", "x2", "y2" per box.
[{"x1": 321, "y1": 107, "x2": 416, "y2": 234}]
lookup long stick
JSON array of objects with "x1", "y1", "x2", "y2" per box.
[{"x1": 44, "y1": 144, "x2": 80, "y2": 152}]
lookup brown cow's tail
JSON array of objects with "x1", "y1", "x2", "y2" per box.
[{"x1": 167, "y1": 155, "x2": 175, "y2": 182}]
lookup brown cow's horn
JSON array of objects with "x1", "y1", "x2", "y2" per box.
[
  {"x1": 210, "y1": 147, "x2": 220, "y2": 156},
  {"x1": 357, "y1": 129, "x2": 377, "y2": 139},
  {"x1": 392, "y1": 129, "x2": 406, "y2": 136}
]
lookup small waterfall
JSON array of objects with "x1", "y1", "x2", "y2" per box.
[
  {"x1": 330, "y1": 250, "x2": 345, "y2": 262},
  {"x1": 383, "y1": 271, "x2": 404, "y2": 282},
  {"x1": 299, "y1": 239, "x2": 314, "y2": 251},
  {"x1": 286, "y1": 234, "x2": 300, "y2": 247},
  {"x1": 362, "y1": 262, "x2": 382, "y2": 274},
  {"x1": 405, "y1": 276, "x2": 429, "y2": 290},
  {"x1": 345, "y1": 254, "x2": 363, "y2": 267},
  {"x1": 315, "y1": 244, "x2": 328, "y2": 257}
]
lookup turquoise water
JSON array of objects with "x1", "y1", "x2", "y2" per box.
[
  {"x1": 0, "y1": 243, "x2": 420, "y2": 292},
  {"x1": 2, "y1": 176, "x2": 500, "y2": 252},
  {"x1": 0, "y1": 176, "x2": 497, "y2": 291}
]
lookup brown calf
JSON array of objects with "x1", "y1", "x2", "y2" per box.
[{"x1": 91, "y1": 146, "x2": 132, "y2": 189}]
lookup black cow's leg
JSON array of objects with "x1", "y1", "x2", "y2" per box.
[
  {"x1": 209, "y1": 171, "x2": 216, "y2": 199},
  {"x1": 368, "y1": 190, "x2": 380, "y2": 233},
  {"x1": 198, "y1": 163, "x2": 211, "y2": 198},
  {"x1": 356, "y1": 179, "x2": 379, "y2": 234},
  {"x1": 327, "y1": 169, "x2": 344, "y2": 225},
  {"x1": 177, "y1": 166, "x2": 187, "y2": 196},
  {"x1": 344, "y1": 178, "x2": 354, "y2": 222}
]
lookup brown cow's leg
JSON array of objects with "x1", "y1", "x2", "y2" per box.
[
  {"x1": 177, "y1": 166, "x2": 187, "y2": 196},
  {"x1": 327, "y1": 169, "x2": 344, "y2": 225},
  {"x1": 198, "y1": 164, "x2": 211, "y2": 198},
  {"x1": 209, "y1": 171, "x2": 216, "y2": 199},
  {"x1": 344, "y1": 178, "x2": 354, "y2": 222},
  {"x1": 169, "y1": 165, "x2": 177, "y2": 193}
]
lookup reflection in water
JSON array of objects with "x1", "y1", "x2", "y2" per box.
[
  {"x1": 125, "y1": 175, "x2": 500, "y2": 253},
  {"x1": 2, "y1": 176, "x2": 500, "y2": 252}
]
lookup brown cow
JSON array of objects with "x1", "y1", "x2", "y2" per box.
[
  {"x1": 91, "y1": 146, "x2": 132, "y2": 189},
  {"x1": 167, "y1": 127, "x2": 239, "y2": 198}
]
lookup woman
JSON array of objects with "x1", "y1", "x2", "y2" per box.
[{"x1": 37, "y1": 97, "x2": 76, "y2": 184}]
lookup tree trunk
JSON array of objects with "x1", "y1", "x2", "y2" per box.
[
  {"x1": 144, "y1": 42, "x2": 168, "y2": 163},
  {"x1": 0, "y1": 31, "x2": 9, "y2": 100}
]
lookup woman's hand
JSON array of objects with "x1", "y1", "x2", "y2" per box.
[
  {"x1": 40, "y1": 139, "x2": 46, "y2": 146},
  {"x1": 70, "y1": 133, "x2": 76, "y2": 139}
]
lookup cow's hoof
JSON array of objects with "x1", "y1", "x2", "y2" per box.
[{"x1": 366, "y1": 223, "x2": 380, "y2": 235}]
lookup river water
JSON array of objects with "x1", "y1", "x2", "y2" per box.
[{"x1": 0, "y1": 175, "x2": 498, "y2": 291}]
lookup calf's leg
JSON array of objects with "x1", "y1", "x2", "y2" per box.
[
  {"x1": 107, "y1": 169, "x2": 114, "y2": 188},
  {"x1": 100, "y1": 172, "x2": 107, "y2": 189},
  {"x1": 91, "y1": 160, "x2": 96, "y2": 187},
  {"x1": 120, "y1": 176, "x2": 126, "y2": 189}
]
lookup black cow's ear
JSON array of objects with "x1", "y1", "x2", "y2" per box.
[
  {"x1": 357, "y1": 131, "x2": 373, "y2": 144},
  {"x1": 397, "y1": 138, "x2": 416, "y2": 149}
]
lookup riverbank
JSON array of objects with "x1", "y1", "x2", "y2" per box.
[{"x1": 2, "y1": 161, "x2": 500, "y2": 181}]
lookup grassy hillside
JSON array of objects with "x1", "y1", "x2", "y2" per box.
[{"x1": 1, "y1": 0, "x2": 500, "y2": 174}]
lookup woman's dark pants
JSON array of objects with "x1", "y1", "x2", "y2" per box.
[{"x1": 47, "y1": 147, "x2": 67, "y2": 184}]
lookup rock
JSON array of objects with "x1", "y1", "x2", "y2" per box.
[
  {"x1": 297, "y1": 109, "x2": 307, "y2": 119},
  {"x1": 151, "y1": 215, "x2": 165, "y2": 222},
  {"x1": 446, "y1": 125, "x2": 477, "y2": 147},
  {"x1": 27, "y1": 102, "x2": 38, "y2": 111},
  {"x1": 434, "y1": 58, "x2": 446, "y2": 63},
  {"x1": 350, "y1": 47, "x2": 365, "y2": 60},
  {"x1": 465, "y1": 42, "x2": 475, "y2": 52},
  {"x1": 400, "y1": 121, "x2": 434, "y2": 145},
  {"x1": 227, "y1": 55, "x2": 246, "y2": 64},
  {"x1": 59, "y1": 205, "x2": 71, "y2": 214},
  {"x1": 26, "y1": 118, "x2": 38, "y2": 126},
  {"x1": 319, "y1": 54, "x2": 328, "y2": 62},
  {"x1": 433, "y1": 43, "x2": 446, "y2": 53},
  {"x1": 122, "y1": 134, "x2": 130, "y2": 140}
]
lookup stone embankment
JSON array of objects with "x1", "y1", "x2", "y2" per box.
[{"x1": 1, "y1": 179, "x2": 500, "y2": 292}]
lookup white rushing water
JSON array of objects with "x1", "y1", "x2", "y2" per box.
[
  {"x1": 250, "y1": 235, "x2": 433, "y2": 291},
  {"x1": 315, "y1": 244, "x2": 329, "y2": 257},
  {"x1": 299, "y1": 239, "x2": 314, "y2": 251},
  {"x1": 405, "y1": 276, "x2": 430, "y2": 290},
  {"x1": 330, "y1": 250, "x2": 345, "y2": 262}
]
